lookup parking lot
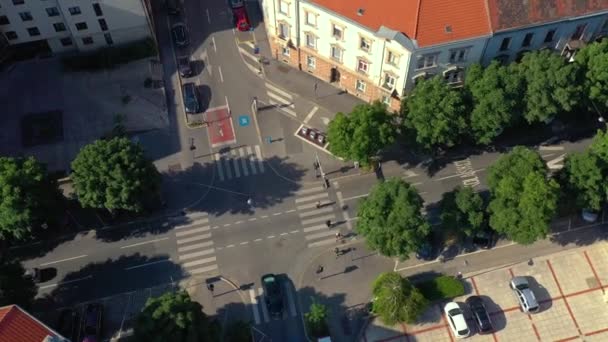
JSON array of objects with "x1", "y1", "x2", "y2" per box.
[{"x1": 365, "y1": 242, "x2": 608, "y2": 341}]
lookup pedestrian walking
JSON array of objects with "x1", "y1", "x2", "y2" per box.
[
  {"x1": 316, "y1": 201, "x2": 321, "y2": 209},
  {"x1": 316, "y1": 265, "x2": 324, "y2": 274},
  {"x1": 326, "y1": 220, "x2": 332, "y2": 228},
  {"x1": 334, "y1": 247, "x2": 340, "y2": 257},
  {"x1": 207, "y1": 283, "x2": 215, "y2": 292},
  {"x1": 335, "y1": 232, "x2": 342, "y2": 240}
]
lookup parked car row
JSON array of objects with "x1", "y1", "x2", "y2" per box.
[{"x1": 55, "y1": 303, "x2": 104, "y2": 342}]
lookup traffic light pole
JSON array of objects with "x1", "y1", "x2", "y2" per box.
[{"x1": 314, "y1": 152, "x2": 330, "y2": 188}]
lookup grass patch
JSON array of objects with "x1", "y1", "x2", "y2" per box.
[
  {"x1": 62, "y1": 38, "x2": 157, "y2": 71},
  {"x1": 416, "y1": 275, "x2": 465, "y2": 302}
]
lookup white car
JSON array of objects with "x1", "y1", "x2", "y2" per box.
[{"x1": 444, "y1": 302, "x2": 470, "y2": 338}]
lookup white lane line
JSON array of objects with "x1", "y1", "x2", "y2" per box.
[
  {"x1": 206, "y1": 8, "x2": 211, "y2": 23},
  {"x1": 539, "y1": 145, "x2": 564, "y2": 151},
  {"x1": 261, "y1": 215, "x2": 269, "y2": 219},
  {"x1": 240, "y1": 241, "x2": 249, "y2": 245},
  {"x1": 267, "y1": 235, "x2": 275, "y2": 239},
  {"x1": 280, "y1": 233, "x2": 288, "y2": 236},
  {"x1": 177, "y1": 233, "x2": 212, "y2": 245},
  {"x1": 179, "y1": 248, "x2": 215, "y2": 261},
  {"x1": 120, "y1": 237, "x2": 169, "y2": 249},
  {"x1": 178, "y1": 241, "x2": 214, "y2": 252},
  {"x1": 285, "y1": 283, "x2": 298, "y2": 317},
  {"x1": 175, "y1": 219, "x2": 210, "y2": 229},
  {"x1": 183, "y1": 256, "x2": 216, "y2": 268},
  {"x1": 213, "y1": 153, "x2": 225, "y2": 181},
  {"x1": 249, "y1": 218, "x2": 257, "y2": 222},
  {"x1": 259, "y1": 288, "x2": 270, "y2": 323},
  {"x1": 223, "y1": 156, "x2": 233, "y2": 180},
  {"x1": 541, "y1": 153, "x2": 556, "y2": 158},
  {"x1": 39, "y1": 275, "x2": 93, "y2": 290},
  {"x1": 290, "y1": 230, "x2": 300, "y2": 234},
  {"x1": 341, "y1": 193, "x2": 369, "y2": 202},
  {"x1": 343, "y1": 206, "x2": 353, "y2": 230},
  {"x1": 227, "y1": 244, "x2": 235, "y2": 248},
  {"x1": 295, "y1": 193, "x2": 329, "y2": 203},
  {"x1": 297, "y1": 201, "x2": 329, "y2": 210},
  {"x1": 218, "y1": 66, "x2": 224, "y2": 83},
  {"x1": 231, "y1": 149, "x2": 241, "y2": 178},
  {"x1": 299, "y1": 206, "x2": 334, "y2": 218},
  {"x1": 224, "y1": 223, "x2": 231, "y2": 227},
  {"x1": 305, "y1": 230, "x2": 336, "y2": 240},
  {"x1": 235, "y1": 220, "x2": 244, "y2": 224},
  {"x1": 212, "y1": 226, "x2": 220, "y2": 229},
  {"x1": 245, "y1": 41, "x2": 255, "y2": 49},
  {"x1": 239, "y1": 148, "x2": 250, "y2": 176},
  {"x1": 188, "y1": 264, "x2": 218, "y2": 275},
  {"x1": 212, "y1": 36, "x2": 217, "y2": 52},
  {"x1": 307, "y1": 239, "x2": 336, "y2": 248},
  {"x1": 285, "y1": 209, "x2": 296, "y2": 213},
  {"x1": 435, "y1": 168, "x2": 486, "y2": 181},
  {"x1": 40, "y1": 255, "x2": 88, "y2": 266},
  {"x1": 301, "y1": 214, "x2": 336, "y2": 226},
  {"x1": 295, "y1": 186, "x2": 325, "y2": 195},
  {"x1": 238, "y1": 46, "x2": 259, "y2": 63},
  {"x1": 273, "y1": 212, "x2": 282, "y2": 216},
  {"x1": 247, "y1": 146, "x2": 258, "y2": 174},
  {"x1": 266, "y1": 83, "x2": 293, "y2": 99},
  {"x1": 303, "y1": 224, "x2": 327, "y2": 233},
  {"x1": 254, "y1": 145, "x2": 265, "y2": 172},
  {"x1": 254, "y1": 238, "x2": 262, "y2": 242},
  {"x1": 268, "y1": 92, "x2": 293, "y2": 107},
  {"x1": 249, "y1": 289, "x2": 261, "y2": 325},
  {"x1": 303, "y1": 106, "x2": 319, "y2": 124},
  {"x1": 125, "y1": 259, "x2": 171, "y2": 270},
  {"x1": 175, "y1": 226, "x2": 210, "y2": 237},
  {"x1": 185, "y1": 212, "x2": 208, "y2": 220}
]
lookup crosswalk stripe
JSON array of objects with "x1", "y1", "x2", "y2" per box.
[
  {"x1": 231, "y1": 149, "x2": 241, "y2": 178},
  {"x1": 188, "y1": 264, "x2": 218, "y2": 275},
  {"x1": 266, "y1": 83, "x2": 292, "y2": 99},
  {"x1": 183, "y1": 256, "x2": 216, "y2": 268},
  {"x1": 175, "y1": 226, "x2": 210, "y2": 237},
  {"x1": 223, "y1": 156, "x2": 233, "y2": 179},
  {"x1": 295, "y1": 193, "x2": 328, "y2": 203},
  {"x1": 268, "y1": 92, "x2": 293, "y2": 106},
  {"x1": 299, "y1": 206, "x2": 334, "y2": 218},
  {"x1": 305, "y1": 229, "x2": 336, "y2": 240},
  {"x1": 249, "y1": 289, "x2": 261, "y2": 325},
  {"x1": 303, "y1": 223, "x2": 327, "y2": 233},
  {"x1": 269, "y1": 99, "x2": 297, "y2": 116},
  {"x1": 179, "y1": 248, "x2": 215, "y2": 260},
  {"x1": 284, "y1": 283, "x2": 297, "y2": 317},
  {"x1": 258, "y1": 288, "x2": 270, "y2": 323},
  {"x1": 247, "y1": 146, "x2": 258, "y2": 174},
  {"x1": 297, "y1": 201, "x2": 330, "y2": 210},
  {"x1": 239, "y1": 148, "x2": 249, "y2": 176},
  {"x1": 176, "y1": 233, "x2": 212, "y2": 245},
  {"x1": 301, "y1": 214, "x2": 335, "y2": 226},
  {"x1": 214, "y1": 153, "x2": 225, "y2": 181},
  {"x1": 294, "y1": 186, "x2": 325, "y2": 195},
  {"x1": 254, "y1": 145, "x2": 265, "y2": 172},
  {"x1": 177, "y1": 240, "x2": 214, "y2": 252},
  {"x1": 307, "y1": 239, "x2": 336, "y2": 248},
  {"x1": 175, "y1": 220, "x2": 209, "y2": 230},
  {"x1": 185, "y1": 212, "x2": 208, "y2": 220}
]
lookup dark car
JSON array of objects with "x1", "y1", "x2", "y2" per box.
[
  {"x1": 415, "y1": 242, "x2": 433, "y2": 260},
  {"x1": 177, "y1": 56, "x2": 193, "y2": 77},
  {"x1": 472, "y1": 230, "x2": 495, "y2": 249},
  {"x1": 233, "y1": 7, "x2": 251, "y2": 31},
  {"x1": 261, "y1": 274, "x2": 284, "y2": 318},
  {"x1": 167, "y1": 0, "x2": 180, "y2": 15},
  {"x1": 466, "y1": 296, "x2": 493, "y2": 333},
  {"x1": 57, "y1": 309, "x2": 79, "y2": 341},
  {"x1": 171, "y1": 23, "x2": 189, "y2": 47},
  {"x1": 182, "y1": 83, "x2": 201, "y2": 113},
  {"x1": 81, "y1": 303, "x2": 103, "y2": 342}
]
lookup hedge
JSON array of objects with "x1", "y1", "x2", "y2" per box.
[
  {"x1": 416, "y1": 275, "x2": 465, "y2": 302},
  {"x1": 62, "y1": 37, "x2": 157, "y2": 71}
]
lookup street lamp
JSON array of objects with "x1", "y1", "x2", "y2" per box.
[{"x1": 590, "y1": 99, "x2": 607, "y2": 127}]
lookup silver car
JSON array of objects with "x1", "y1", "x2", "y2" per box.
[{"x1": 510, "y1": 276, "x2": 540, "y2": 313}]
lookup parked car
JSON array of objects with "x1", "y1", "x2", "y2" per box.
[
  {"x1": 57, "y1": 309, "x2": 79, "y2": 342},
  {"x1": 81, "y1": 303, "x2": 103, "y2": 342},
  {"x1": 581, "y1": 208, "x2": 599, "y2": 223},
  {"x1": 233, "y1": 7, "x2": 251, "y2": 31},
  {"x1": 25, "y1": 267, "x2": 41, "y2": 283},
  {"x1": 261, "y1": 274, "x2": 284, "y2": 318},
  {"x1": 444, "y1": 302, "x2": 470, "y2": 338},
  {"x1": 182, "y1": 83, "x2": 201, "y2": 113},
  {"x1": 510, "y1": 276, "x2": 540, "y2": 313},
  {"x1": 228, "y1": 0, "x2": 244, "y2": 9},
  {"x1": 171, "y1": 23, "x2": 189, "y2": 47},
  {"x1": 472, "y1": 229, "x2": 496, "y2": 249},
  {"x1": 466, "y1": 296, "x2": 493, "y2": 333},
  {"x1": 177, "y1": 56, "x2": 193, "y2": 77},
  {"x1": 415, "y1": 242, "x2": 433, "y2": 260},
  {"x1": 166, "y1": 0, "x2": 181, "y2": 15}
]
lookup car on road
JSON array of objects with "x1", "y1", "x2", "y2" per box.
[
  {"x1": 81, "y1": 303, "x2": 103, "y2": 342},
  {"x1": 57, "y1": 309, "x2": 79, "y2": 342},
  {"x1": 171, "y1": 23, "x2": 189, "y2": 47},
  {"x1": 177, "y1": 56, "x2": 193, "y2": 77},
  {"x1": 166, "y1": 0, "x2": 181, "y2": 15},
  {"x1": 466, "y1": 296, "x2": 493, "y2": 333},
  {"x1": 261, "y1": 274, "x2": 284, "y2": 318},
  {"x1": 510, "y1": 276, "x2": 540, "y2": 313},
  {"x1": 233, "y1": 7, "x2": 251, "y2": 31},
  {"x1": 182, "y1": 83, "x2": 202, "y2": 113},
  {"x1": 444, "y1": 302, "x2": 470, "y2": 338}
]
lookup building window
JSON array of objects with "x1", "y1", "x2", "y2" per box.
[
  {"x1": 357, "y1": 59, "x2": 369, "y2": 73},
  {"x1": 281, "y1": 46, "x2": 290, "y2": 56},
  {"x1": 82, "y1": 36, "x2": 94, "y2": 45},
  {"x1": 416, "y1": 54, "x2": 437, "y2": 69},
  {"x1": 75, "y1": 22, "x2": 88, "y2": 31},
  {"x1": 449, "y1": 48, "x2": 468, "y2": 63},
  {"x1": 27, "y1": 27, "x2": 40, "y2": 37},
  {"x1": 279, "y1": 0, "x2": 289, "y2": 15},
  {"x1": 19, "y1": 12, "x2": 33, "y2": 21},
  {"x1": 278, "y1": 22, "x2": 289, "y2": 39},
  {"x1": 444, "y1": 69, "x2": 464, "y2": 85},
  {"x1": 382, "y1": 95, "x2": 391, "y2": 105},
  {"x1": 53, "y1": 22, "x2": 66, "y2": 32},
  {"x1": 104, "y1": 33, "x2": 113, "y2": 45},
  {"x1": 5, "y1": 31, "x2": 18, "y2": 40},
  {"x1": 12, "y1": 0, "x2": 25, "y2": 5},
  {"x1": 332, "y1": 25, "x2": 343, "y2": 40},
  {"x1": 305, "y1": 12, "x2": 316, "y2": 26},
  {"x1": 499, "y1": 37, "x2": 511, "y2": 51},
  {"x1": 522, "y1": 33, "x2": 533, "y2": 47},
  {"x1": 93, "y1": 3, "x2": 103, "y2": 16},
  {"x1": 60, "y1": 37, "x2": 73, "y2": 46},
  {"x1": 383, "y1": 73, "x2": 396, "y2": 90},
  {"x1": 330, "y1": 45, "x2": 342, "y2": 62},
  {"x1": 360, "y1": 37, "x2": 371, "y2": 52},
  {"x1": 98, "y1": 18, "x2": 108, "y2": 31},
  {"x1": 571, "y1": 24, "x2": 587, "y2": 40},
  {"x1": 305, "y1": 33, "x2": 316, "y2": 49},
  {"x1": 544, "y1": 29, "x2": 556, "y2": 43},
  {"x1": 356, "y1": 79, "x2": 366, "y2": 92},
  {"x1": 386, "y1": 50, "x2": 399, "y2": 65},
  {"x1": 0, "y1": 16, "x2": 9, "y2": 25},
  {"x1": 307, "y1": 55, "x2": 315, "y2": 69},
  {"x1": 69, "y1": 7, "x2": 82, "y2": 15},
  {"x1": 46, "y1": 7, "x2": 60, "y2": 17}
]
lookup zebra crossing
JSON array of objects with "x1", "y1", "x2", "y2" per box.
[
  {"x1": 248, "y1": 283, "x2": 298, "y2": 325},
  {"x1": 174, "y1": 212, "x2": 218, "y2": 275},
  {"x1": 295, "y1": 186, "x2": 338, "y2": 248},
  {"x1": 213, "y1": 145, "x2": 265, "y2": 182},
  {"x1": 265, "y1": 83, "x2": 296, "y2": 117}
]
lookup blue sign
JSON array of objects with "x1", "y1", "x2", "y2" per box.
[{"x1": 238, "y1": 115, "x2": 250, "y2": 127}]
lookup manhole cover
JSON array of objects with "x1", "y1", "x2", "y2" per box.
[{"x1": 586, "y1": 277, "x2": 600, "y2": 289}]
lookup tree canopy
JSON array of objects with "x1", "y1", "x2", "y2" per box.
[
  {"x1": 305, "y1": 301, "x2": 329, "y2": 338},
  {"x1": 372, "y1": 272, "x2": 428, "y2": 325},
  {"x1": 356, "y1": 178, "x2": 430, "y2": 258},
  {"x1": 133, "y1": 291, "x2": 219, "y2": 342},
  {"x1": 327, "y1": 101, "x2": 396, "y2": 165},
  {"x1": 561, "y1": 151, "x2": 604, "y2": 211},
  {"x1": 575, "y1": 38, "x2": 608, "y2": 112},
  {"x1": 440, "y1": 186, "x2": 486, "y2": 237},
  {"x1": 0, "y1": 261, "x2": 37, "y2": 309},
  {"x1": 71, "y1": 137, "x2": 162, "y2": 213}
]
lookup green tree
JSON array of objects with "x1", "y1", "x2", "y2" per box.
[
  {"x1": 575, "y1": 38, "x2": 608, "y2": 111},
  {"x1": 327, "y1": 101, "x2": 396, "y2": 165},
  {"x1": 0, "y1": 261, "x2": 37, "y2": 309},
  {"x1": 403, "y1": 76, "x2": 467, "y2": 150},
  {"x1": 561, "y1": 151, "x2": 604, "y2": 211},
  {"x1": 465, "y1": 62, "x2": 524, "y2": 144},
  {"x1": 0, "y1": 156, "x2": 61, "y2": 241},
  {"x1": 440, "y1": 186, "x2": 485, "y2": 237},
  {"x1": 71, "y1": 137, "x2": 162, "y2": 213},
  {"x1": 488, "y1": 147, "x2": 559, "y2": 244},
  {"x1": 518, "y1": 50, "x2": 581, "y2": 123},
  {"x1": 133, "y1": 291, "x2": 219, "y2": 342},
  {"x1": 372, "y1": 272, "x2": 428, "y2": 325},
  {"x1": 305, "y1": 300, "x2": 329, "y2": 338},
  {"x1": 356, "y1": 178, "x2": 430, "y2": 258}
]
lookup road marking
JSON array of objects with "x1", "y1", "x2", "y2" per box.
[
  {"x1": 177, "y1": 233, "x2": 212, "y2": 245},
  {"x1": 227, "y1": 244, "x2": 235, "y2": 248},
  {"x1": 303, "y1": 106, "x2": 319, "y2": 124},
  {"x1": 185, "y1": 212, "x2": 208, "y2": 220},
  {"x1": 268, "y1": 92, "x2": 293, "y2": 106},
  {"x1": 280, "y1": 232, "x2": 288, "y2": 236},
  {"x1": 258, "y1": 288, "x2": 270, "y2": 323},
  {"x1": 435, "y1": 168, "x2": 486, "y2": 181},
  {"x1": 297, "y1": 201, "x2": 329, "y2": 210},
  {"x1": 305, "y1": 230, "x2": 336, "y2": 240},
  {"x1": 247, "y1": 146, "x2": 258, "y2": 174},
  {"x1": 299, "y1": 206, "x2": 334, "y2": 218},
  {"x1": 183, "y1": 256, "x2": 216, "y2": 268},
  {"x1": 239, "y1": 148, "x2": 250, "y2": 176},
  {"x1": 303, "y1": 224, "x2": 327, "y2": 233},
  {"x1": 224, "y1": 223, "x2": 231, "y2": 227},
  {"x1": 223, "y1": 156, "x2": 233, "y2": 179},
  {"x1": 249, "y1": 289, "x2": 261, "y2": 325},
  {"x1": 307, "y1": 239, "x2": 336, "y2": 248},
  {"x1": 249, "y1": 218, "x2": 257, "y2": 221},
  {"x1": 285, "y1": 209, "x2": 296, "y2": 213},
  {"x1": 188, "y1": 264, "x2": 218, "y2": 275},
  {"x1": 175, "y1": 219, "x2": 210, "y2": 229},
  {"x1": 341, "y1": 193, "x2": 368, "y2": 202},
  {"x1": 245, "y1": 41, "x2": 255, "y2": 49},
  {"x1": 212, "y1": 226, "x2": 219, "y2": 229},
  {"x1": 177, "y1": 241, "x2": 214, "y2": 252},
  {"x1": 230, "y1": 149, "x2": 241, "y2": 178},
  {"x1": 40, "y1": 255, "x2": 88, "y2": 266},
  {"x1": 218, "y1": 66, "x2": 224, "y2": 83},
  {"x1": 269, "y1": 99, "x2": 297, "y2": 116},
  {"x1": 235, "y1": 220, "x2": 244, "y2": 224},
  {"x1": 261, "y1": 215, "x2": 268, "y2": 219},
  {"x1": 175, "y1": 226, "x2": 210, "y2": 237},
  {"x1": 213, "y1": 153, "x2": 225, "y2": 181},
  {"x1": 179, "y1": 248, "x2": 215, "y2": 261},
  {"x1": 301, "y1": 214, "x2": 336, "y2": 226},
  {"x1": 290, "y1": 230, "x2": 299, "y2": 234},
  {"x1": 125, "y1": 259, "x2": 171, "y2": 270},
  {"x1": 254, "y1": 238, "x2": 262, "y2": 242},
  {"x1": 212, "y1": 36, "x2": 217, "y2": 52},
  {"x1": 295, "y1": 193, "x2": 328, "y2": 203},
  {"x1": 541, "y1": 153, "x2": 555, "y2": 158},
  {"x1": 266, "y1": 83, "x2": 292, "y2": 99},
  {"x1": 238, "y1": 46, "x2": 258, "y2": 63},
  {"x1": 206, "y1": 8, "x2": 211, "y2": 23},
  {"x1": 267, "y1": 235, "x2": 275, "y2": 239},
  {"x1": 284, "y1": 283, "x2": 298, "y2": 317},
  {"x1": 547, "y1": 153, "x2": 566, "y2": 170},
  {"x1": 39, "y1": 275, "x2": 93, "y2": 290},
  {"x1": 254, "y1": 145, "x2": 265, "y2": 172},
  {"x1": 539, "y1": 145, "x2": 564, "y2": 151},
  {"x1": 240, "y1": 241, "x2": 249, "y2": 245},
  {"x1": 343, "y1": 206, "x2": 353, "y2": 230},
  {"x1": 120, "y1": 238, "x2": 169, "y2": 249},
  {"x1": 295, "y1": 186, "x2": 325, "y2": 195}
]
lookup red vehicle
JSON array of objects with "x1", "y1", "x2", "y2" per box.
[{"x1": 233, "y1": 7, "x2": 251, "y2": 31}]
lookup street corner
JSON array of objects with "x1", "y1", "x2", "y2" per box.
[
  {"x1": 183, "y1": 275, "x2": 247, "y2": 321},
  {"x1": 204, "y1": 106, "x2": 237, "y2": 148}
]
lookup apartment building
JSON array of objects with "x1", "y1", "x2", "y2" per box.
[{"x1": 0, "y1": 0, "x2": 152, "y2": 53}]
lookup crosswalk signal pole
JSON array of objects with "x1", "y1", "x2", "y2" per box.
[{"x1": 315, "y1": 152, "x2": 330, "y2": 188}]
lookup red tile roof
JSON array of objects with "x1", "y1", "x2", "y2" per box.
[
  {"x1": 309, "y1": 0, "x2": 492, "y2": 47},
  {"x1": 487, "y1": 0, "x2": 608, "y2": 31},
  {"x1": 0, "y1": 305, "x2": 59, "y2": 342}
]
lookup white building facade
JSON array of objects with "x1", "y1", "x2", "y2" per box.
[{"x1": 0, "y1": 0, "x2": 152, "y2": 53}]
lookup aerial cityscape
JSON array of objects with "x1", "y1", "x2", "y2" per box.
[{"x1": 1, "y1": 0, "x2": 608, "y2": 341}]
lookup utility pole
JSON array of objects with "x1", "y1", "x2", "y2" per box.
[{"x1": 315, "y1": 152, "x2": 330, "y2": 188}]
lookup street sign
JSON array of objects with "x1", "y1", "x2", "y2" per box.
[{"x1": 238, "y1": 115, "x2": 250, "y2": 127}]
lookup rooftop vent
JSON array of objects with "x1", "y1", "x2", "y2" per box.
[
  {"x1": 357, "y1": 8, "x2": 365, "y2": 16},
  {"x1": 445, "y1": 25, "x2": 452, "y2": 33}
]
